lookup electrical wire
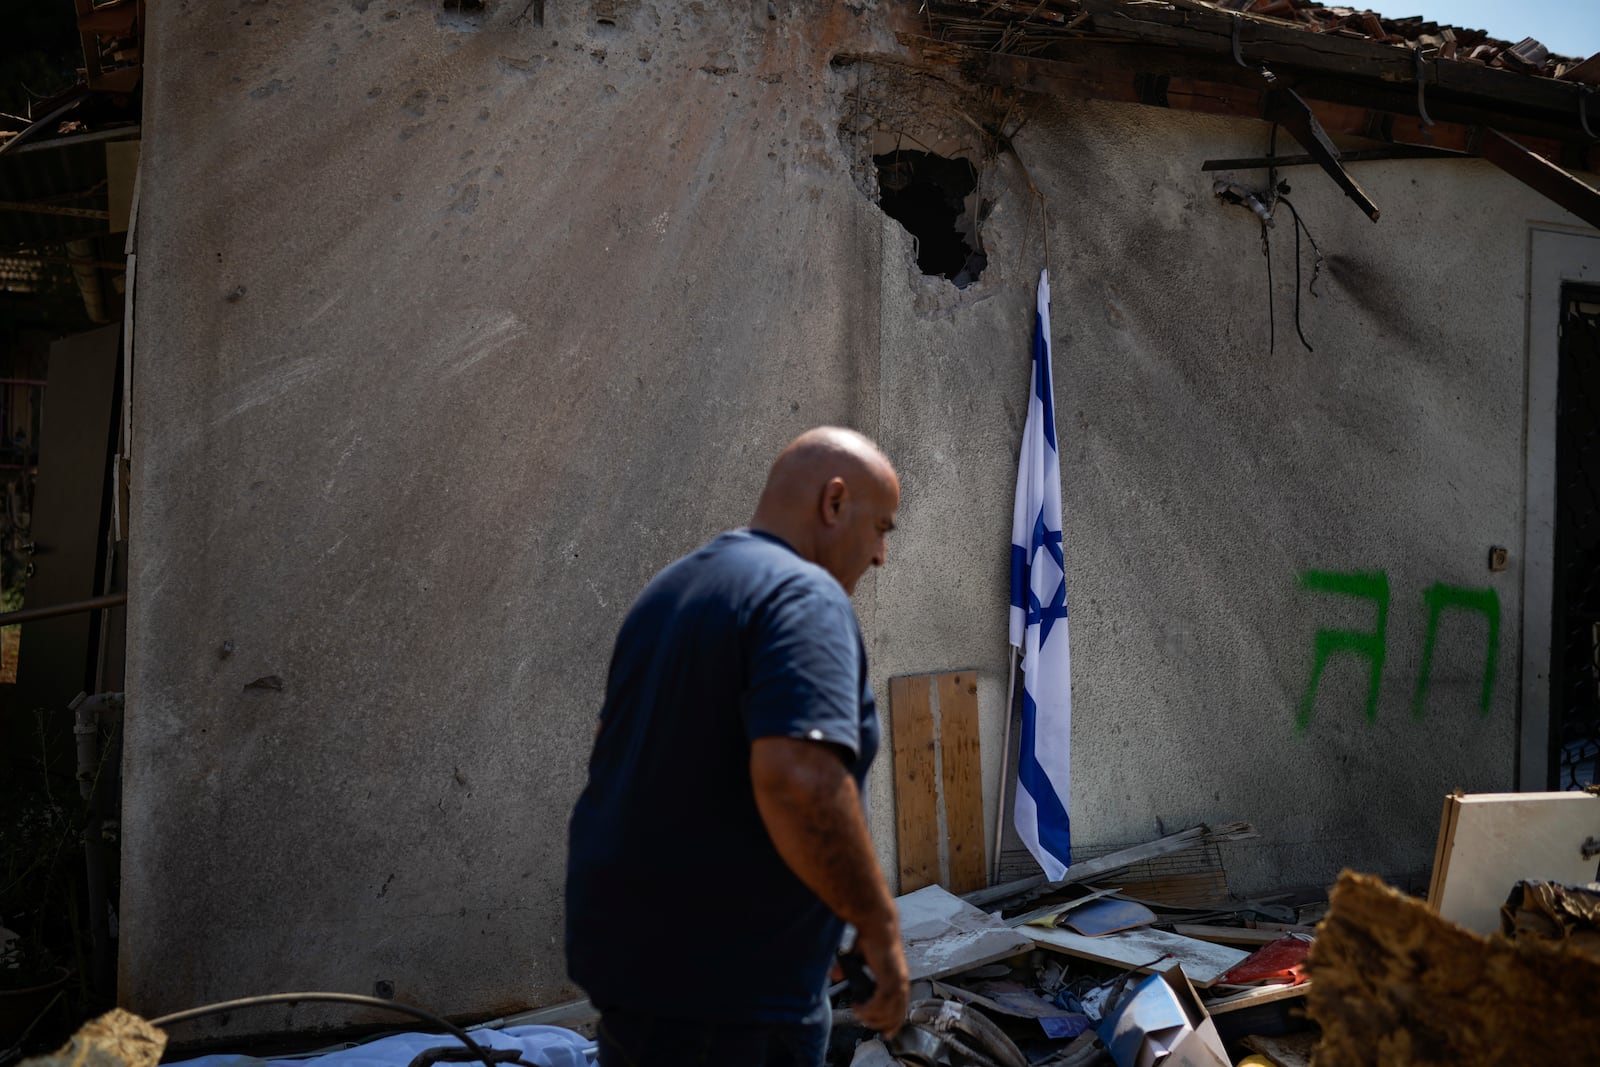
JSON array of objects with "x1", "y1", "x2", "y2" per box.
[
  {"x1": 149, "y1": 993, "x2": 498, "y2": 1067},
  {"x1": 1277, "y1": 196, "x2": 1323, "y2": 353},
  {"x1": 1261, "y1": 220, "x2": 1274, "y2": 357}
]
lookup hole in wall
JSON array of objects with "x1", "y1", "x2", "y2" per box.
[{"x1": 874, "y1": 150, "x2": 987, "y2": 288}]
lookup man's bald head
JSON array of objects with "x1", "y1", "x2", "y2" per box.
[{"x1": 751, "y1": 427, "x2": 900, "y2": 595}]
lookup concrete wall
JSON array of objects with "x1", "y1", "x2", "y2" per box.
[{"x1": 121, "y1": 0, "x2": 1589, "y2": 1031}]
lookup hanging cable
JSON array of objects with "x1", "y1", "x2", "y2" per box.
[
  {"x1": 150, "y1": 993, "x2": 499, "y2": 1067},
  {"x1": 1277, "y1": 196, "x2": 1323, "y2": 352},
  {"x1": 1261, "y1": 219, "x2": 1274, "y2": 357},
  {"x1": 1263, "y1": 121, "x2": 1280, "y2": 356}
]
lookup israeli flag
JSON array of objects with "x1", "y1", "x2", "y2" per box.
[{"x1": 1009, "y1": 269, "x2": 1073, "y2": 881}]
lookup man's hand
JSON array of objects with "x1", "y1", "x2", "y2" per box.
[
  {"x1": 750, "y1": 736, "x2": 910, "y2": 1037},
  {"x1": 849, "y1": 918, "x2": 910, "y2": 1036}
]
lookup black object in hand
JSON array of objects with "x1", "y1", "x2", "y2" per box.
[{"x1": 838, "y1": 949, "x2": 877, "y2": 1001}]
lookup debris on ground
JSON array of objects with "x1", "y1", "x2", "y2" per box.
[
  {"x1": 1305, "y1": 869, "x2": 1600, "y2": 1066},
  {"x1": 38, "y1": 793, "x2": 1600, "y2": 1067},
  {"x1": 830, "y1": 820, "x2": 1334, "y2": 1066}
]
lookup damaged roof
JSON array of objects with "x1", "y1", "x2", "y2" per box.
[
  {"x1": 918, "y1": 0, "x2": 1600, "y2": 93},
  {"x1": 901, "y1": 0, "x2": 1600, "y2": 229},
  {"x1": 1207, "y1": 0, "x2": 1589, "y2": 79}
]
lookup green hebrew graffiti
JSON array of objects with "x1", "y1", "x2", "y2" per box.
[
  {"x1": 1297, "y1": 570, "x2": 1390, "y2": 731},
  {"x1": 1411, "y1": 584, "x2": 1501, "y2": 718}
]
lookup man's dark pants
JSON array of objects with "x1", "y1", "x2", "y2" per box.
[{"x1": 596, "y1": 1007, "x2": 830, "y2": 1067}]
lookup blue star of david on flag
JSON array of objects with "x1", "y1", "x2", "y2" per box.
[{"x1": 1008, "y1": 269, "x2": 1073, "y2": 881}]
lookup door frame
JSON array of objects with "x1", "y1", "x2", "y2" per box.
[{"x1": 1521, "y1": 226, "x2": 1600, "y2": 790}]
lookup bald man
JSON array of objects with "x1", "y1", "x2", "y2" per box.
[{"x1": 565, "y1": 427, "x2": 909, "y2": 1067}]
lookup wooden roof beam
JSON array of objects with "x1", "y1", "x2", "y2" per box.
[
  {"x1": 1480, "y1": 129, "x2": 1600, "y2": 230},
  {"x1": 972, "y1": 50, "x2": 1600, "y2": 173},
  {"x1": 1265, "y1": 87, "x2": 1381, "y2": 221}
]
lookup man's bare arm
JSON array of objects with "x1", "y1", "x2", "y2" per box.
[{"x1": 750, "y1": 736, "x2": 909, "y2": 1035}]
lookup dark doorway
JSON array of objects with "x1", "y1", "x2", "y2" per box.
[{"x1": 1551, "y1": 284, "x2": 1600, "y2": 789}]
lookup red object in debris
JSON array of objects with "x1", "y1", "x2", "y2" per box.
[{"x1": 1214, "y1": 937, "x2": 1313, "y2": 986}]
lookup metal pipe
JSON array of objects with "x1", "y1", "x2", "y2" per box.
[
  {"x1": 991, "y1": 648, "x2": 1018, "y2": 887},
  {"x1": 0, "y1": 592, "x2": 126, "y2": 626}
]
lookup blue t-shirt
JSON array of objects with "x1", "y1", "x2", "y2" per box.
[{"x1": 564, "y1": 529, "x2": 881, "y2": 1022}]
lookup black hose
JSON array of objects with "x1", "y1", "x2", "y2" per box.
[{"x1": 149, "y1": 993, "x2": 498, "y2": 1067}]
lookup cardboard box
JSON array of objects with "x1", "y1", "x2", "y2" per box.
[{"x1": 1099, "y1": 967, "x2": 1231, "y2": 1067}]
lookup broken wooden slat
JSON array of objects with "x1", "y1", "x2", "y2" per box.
[
  {"x1": 1201, "y1": 145, "x2": 1470, "y2": 171},
  {"x1": 1204, "y1": 981, "x2": 1311, "y2": 1015},
  {"x1": 1266, "y1": 88, "x2": 1381, "y2": 221},
  {"x1": 1173, "y1": 924, "x2": 1287, "y2": 946},
  {"x1": 937, "y1": 670, "x2": 986, "y2": 895},
  {"x1": 1480, "y1": 129, "x2": 1600, "y2": 232},
  {"x1": 891, "y1": 674, "x2": 940, "y2": 893}
]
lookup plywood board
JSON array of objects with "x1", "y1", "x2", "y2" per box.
[
  {"x1": 1024, "y1": 925, "x2": 1250, "y2": 987},
  {"x1": 1428, "y1": 791, "x2": 1600, "y2": 935},
  {"x1": 898, "y1": 884, "x2": 1034, "y2": 982},
  {"x1": 937, "y1": 671, "x2": 986, "y2": 894},
  {"x1": 891, "y1": 675, "x2": 939, "y2": 893}
]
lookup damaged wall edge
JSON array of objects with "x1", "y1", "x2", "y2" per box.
[{"x1": 932, "y1": 48, "x2": 1600, "y2": 228}]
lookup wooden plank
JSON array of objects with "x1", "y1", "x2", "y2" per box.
[
  {"x1": 898, "y1": 884, "x2": 1034, "y2": 982},
  {"x1": 936, "y1": 670, "x2": 986, "y2": 895},
  {"x1": 1173, "y1": 924, "x2": 1287, "y2": 946},
  {"x1": 1425, "y1": 792, "x2": 1457, "y2": 909},
  {"x1": 1481, "y1": 128, "x2": 1600, "y2": 231},
  {"x1": 891, "y1": 674, "x2": 940, "y2": 894},
  {"x1": 1204, "y1": 981, "x2": 1311, "y2": 1015},
  {"x1": 1024, "y1": 924, "x2": 1250, "y2": 987},
  {"x1": 1266, "y1": 87, "x2": 1381, "y2": 221},
  {"x1": 1427, "y1": 791, "x2": 1600, "y2": 935}
]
